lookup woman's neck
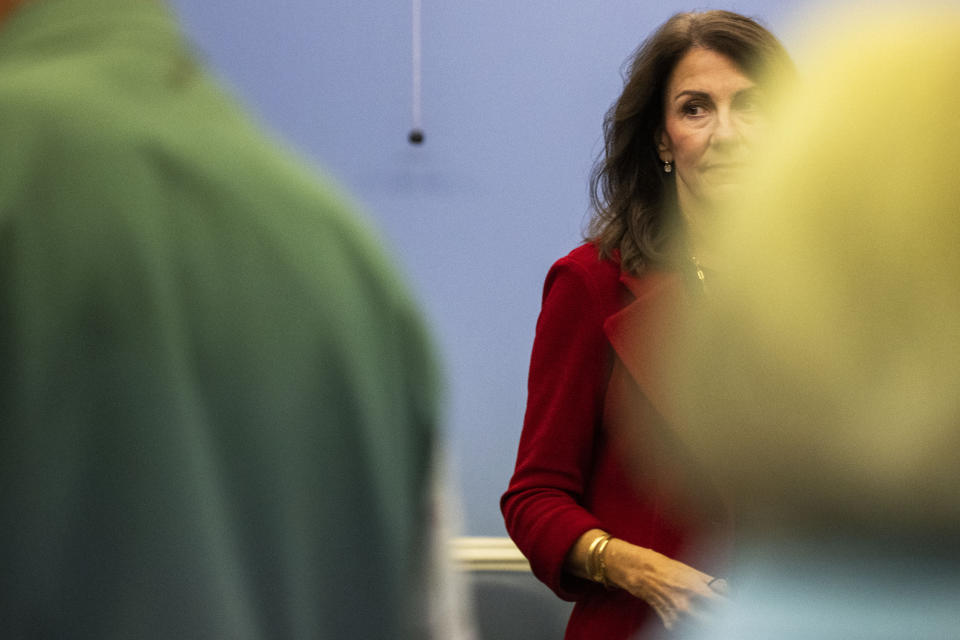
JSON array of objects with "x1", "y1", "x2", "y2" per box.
[{"x1": 677, "y1": 204, "x2": 720, "y2": 270}]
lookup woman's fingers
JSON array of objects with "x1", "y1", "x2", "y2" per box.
[
  {"x1": 707, "y1": 576, "x2": 730, "y2": 596},
  {"x1": 603, "y1": 542, "x2": 731, "y2": 631},
  {"x1": 654, "y1": 602, "x2": 677, "y2": 630},
  {"x1": 646, "y1": 590, "x2": 678, "y2": 629},
  {"x1": 656, "y1": 575, "x2": 729, "y2": 631}
]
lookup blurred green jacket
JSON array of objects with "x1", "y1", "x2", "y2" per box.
[{"x1": 0, "y1": 0, "x2": 438, "y2": 637}]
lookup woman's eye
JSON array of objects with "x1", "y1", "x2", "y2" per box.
[
  {"x1": 736, "y1": 93, "x2": 764, "y2": 113},
  {"x1": 682, "y1": 102, "x2": 707, "y2": 117}
]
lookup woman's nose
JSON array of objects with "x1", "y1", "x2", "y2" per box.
[{"x1": 711, "y1": 108, "x2": 744, "y2": 146}]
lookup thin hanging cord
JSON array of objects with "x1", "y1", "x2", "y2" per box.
[{"x1": 409, "y1": 0, "x2": 424, "y2": 144}]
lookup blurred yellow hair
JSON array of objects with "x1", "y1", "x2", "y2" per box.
[{"x1": 670, "y1": 9, "x2": 960, "y2": 537}]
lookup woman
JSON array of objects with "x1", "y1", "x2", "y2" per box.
[{"x1": 501, "y1": 11, "x2": 793, "y2": 639}]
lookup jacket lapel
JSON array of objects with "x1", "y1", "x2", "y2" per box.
[
  {"x1": 603, "y1": 270, "x2": 690, "y2": 426},
  {"x1": 601, "y1": 270, "x2": 732, "y2": 542}
]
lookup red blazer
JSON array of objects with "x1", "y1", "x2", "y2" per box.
[{"x1": 501, "y1": 243, "x2": 731, "y2": 640}]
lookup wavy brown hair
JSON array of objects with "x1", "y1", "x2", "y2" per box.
[{"x1": 587, "y1": 10, "x2": 794, "y2": 275}]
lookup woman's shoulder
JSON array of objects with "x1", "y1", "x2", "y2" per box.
[
  {"x1": 554, "y1": 242, "x2": 620, "y2": 276},
  {"x1": 542, "y1": 243, "x2": 624, "y2": 310},
  {"x1": 552, "y1": 243, "x2": 621, "y2": 282}
]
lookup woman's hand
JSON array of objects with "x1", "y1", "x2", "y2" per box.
[
  {"x1": 564, "y1": 529, "x2": 728, "y2": 632},
  {"x1": 605, "y1": 539, "x2": 727, "y2": 631}
]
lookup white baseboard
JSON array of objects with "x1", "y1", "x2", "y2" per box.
[{"x1": 451, "y1": 536, "x2": 530, "y2": 572}]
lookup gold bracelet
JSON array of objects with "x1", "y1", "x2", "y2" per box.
[
  {"x1": 596, "y1": 535, "x2": 613, "y2": 588},
  {"x1": 585, "y1": 533, "x2": 611, "y2": 583}
]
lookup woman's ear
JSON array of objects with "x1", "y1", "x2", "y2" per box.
[{"x1": 656, "y1": 130, "x2": 673, "y2": 163}]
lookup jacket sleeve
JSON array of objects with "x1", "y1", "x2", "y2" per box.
[{"x1": 501, "y1": 255, "x2": 611, "y2": 600}]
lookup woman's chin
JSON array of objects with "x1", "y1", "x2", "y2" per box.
[{"x1": 705, "y1": 181, "x2": 748, "y2": 208}]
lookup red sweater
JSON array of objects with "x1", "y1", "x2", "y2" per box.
[{"x1": 502, "y1": 243, "x2": 731, "y2": 639}]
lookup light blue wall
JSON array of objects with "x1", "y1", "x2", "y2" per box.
[{"x1": 165, "y1": 0, "x2": 818, "y2": 535}]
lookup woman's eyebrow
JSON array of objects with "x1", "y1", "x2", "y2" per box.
[
  {"x1": 673, "y1": 86, "x2": 758, "y2": 102},
  {"x1": 672, "y1": 90, "x2": 710, "y2": 102}
]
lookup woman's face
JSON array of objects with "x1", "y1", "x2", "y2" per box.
[{"x1": 657, "y1": 47, "x2": 764, "y2": 217}]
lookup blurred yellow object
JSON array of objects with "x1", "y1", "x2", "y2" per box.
[{"x1": 670, "y1": 10, "x2": 960, "y2": 537}]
